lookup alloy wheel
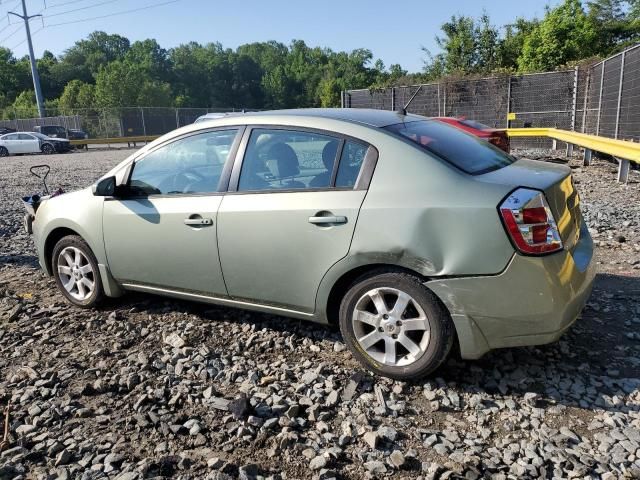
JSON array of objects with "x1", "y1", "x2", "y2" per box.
[
  {"x1": 56, "y1": 246, "x2": 95, "y2": 301},
  {"x1": 0, "y1": 147, "x2": 7, "y2": 157},
  {"x1": 352, "y1": 287, "x2": 431, "y2": 367}
]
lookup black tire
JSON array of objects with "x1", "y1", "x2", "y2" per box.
[
  {"x1": 0, "y1": 146, "x2": 8, "y2": 157},
  {"x1": 42, "y1": 143, "x2": 55, "y2": 154},
  {"x1": 51, "y1": 235, "x2": 104, "y2": 308},
  {"x1": 339, "y1": 270, "x2": 454, "y2": 380}
]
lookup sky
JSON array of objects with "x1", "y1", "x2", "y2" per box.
[{"x1": 1, "y1": 0, "x2": 560, "y2": 72}]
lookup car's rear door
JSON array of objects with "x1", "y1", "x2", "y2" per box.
[
  {"x1": 217, "y1": 126, "x2": 377, "y2": 312},
  {"x1": 102, "y1": 127, "x2": 243, "y2": 296},
  {"x1": 1, "y1": 134, "x2": 19, "y2": 153},
  {"x1": 19, "y1": 134, "x2": 40, "y2": 153}
]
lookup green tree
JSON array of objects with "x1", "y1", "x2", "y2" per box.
[
  {"x1": 518, "y1": 0, "x2": 600, "y2": 71},
  {"x1": 587, "y1": 0, "x2": 640, "y2": 53},
  {"x1": 58, "y1": 80, "x2": 96, "y2": 112},
  {"x1": 423, "y1": 13, "x2": 501, "y2": 75},
  {"x1": 498, "y1": 18, "x2": 539, "y2": 70},
  {"x1": 94, "y1": 60, "x2": 172, "y2": 108},
  {"x1": 11, "y1": 90, "x2": 38, "y2": 118},
  {"x1": 63, "y1": 31, "x2": 130, "y2": 78}
]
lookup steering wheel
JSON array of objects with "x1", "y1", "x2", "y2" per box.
[{"x1": 167, "y1": 169, "x2": 205, "y2": 193}]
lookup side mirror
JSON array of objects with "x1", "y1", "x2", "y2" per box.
[{"x1": 92, "y1": 176, "x2": 116, "y2": 196}]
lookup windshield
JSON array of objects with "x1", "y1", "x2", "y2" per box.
[
  {"x1": 384, "y1": 120, "x2": 515, "y2": 175},
  {"x1": 31, "y1": 132, "x2": 48, "y2": 139}
]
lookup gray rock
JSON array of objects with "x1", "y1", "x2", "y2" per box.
[
  {"x1": 364, "y1": 460, "x2": 387, "y2": 474},
  {"x1": 363, "y1": 431, "x2": 378, "y2": 449},
  {"x1": 389, "y1": 450, "x2": 406, "y2": 469},
  {"x1": 310, "y1": 455, "x2": 327, "y2": 470}
]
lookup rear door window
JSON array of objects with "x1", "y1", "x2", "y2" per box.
[
  {"x1": 238, "y1": 129, "x2": 341, "y2": 191},
  {"x1": 336, "y1": 141, "x2": 368, "y2": 188},
  {"x1": 385, "y1": 120, "x2": 514, "y2": 175}
]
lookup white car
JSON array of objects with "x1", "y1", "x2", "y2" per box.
[{"x1": 0, "y1": 132, "x2": 71, "y2": 156}]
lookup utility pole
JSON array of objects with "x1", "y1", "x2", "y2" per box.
[{"x1": 9, "y1": 0, "x2": 45, "y2": 118}]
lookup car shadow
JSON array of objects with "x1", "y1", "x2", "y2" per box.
[
  {"x1": 97, "y1": 272, "x2": 638, "y2": 414},
  {"x1": 429, "y1": 272, "x2": 640, "y2": 413},
  {"x1": 0, "y1": 253, "x2": 40, "y2": 268}
]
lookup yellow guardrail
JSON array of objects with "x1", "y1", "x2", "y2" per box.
[
  {"x1": 69, "y1": 135, "x2": 160, "y2": 146},
  {"x1": 506, "y1": 128, "x2": 640, "y2": 164},
  {"x1": 506, "y1": 127, "x2": 637, "y2": 182}
]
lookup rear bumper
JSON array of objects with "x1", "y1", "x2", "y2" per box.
[{"x1": 426, "y1": 220, "x2": 596, "y2": 359}]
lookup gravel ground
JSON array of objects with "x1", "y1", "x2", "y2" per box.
[{"x1": 0, "y1": 149, "x2": 639, "y2": 480}]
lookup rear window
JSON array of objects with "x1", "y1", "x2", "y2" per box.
[{"x1": 384, "y1": 120, "x2": 515, "y2": 175}]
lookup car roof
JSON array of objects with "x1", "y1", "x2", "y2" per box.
[{"x1": 236, "y1": 108, "x2": 425, "y2": 128}]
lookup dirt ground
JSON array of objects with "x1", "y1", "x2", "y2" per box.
[{"x1": 0, "y1": 148, "x2": 639, "y2": 480}]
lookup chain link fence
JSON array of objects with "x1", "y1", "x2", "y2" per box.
[
  {"x1": 344, "y1": 43, "x2": 640, "y2": 149},
  {"x1": 0, "y1": 107, "x2": 254, "y2": 140}
]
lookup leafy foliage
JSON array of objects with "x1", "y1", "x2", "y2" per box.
[{"x1": 1, "y1": 1, "x2": 639, "y2": 118}]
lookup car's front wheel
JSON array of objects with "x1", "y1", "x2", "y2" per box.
[
  {"x1": 339, "y1": 270, "x2": 454, "y2": 380},
  {"x1": 52, "y1": 235, "x2": 104, "y2": 308},
  {"x1": 0, "y1": 146, "x2": 8, "y2": 157},
  {"x1": 42, "y1": 143, "x2": 55, "y2": 154}
]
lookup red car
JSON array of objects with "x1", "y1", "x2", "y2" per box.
[{"x1": 434, "y1": 117, "x2": 510, "y2": 153}]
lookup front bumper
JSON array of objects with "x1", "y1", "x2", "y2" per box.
[{"x1": 426, "y1": 220, "x2": 596, "y2": 359}]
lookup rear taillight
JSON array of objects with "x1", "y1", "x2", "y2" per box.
[{"x1": 499, "y1": 188, "x2": 563, "y2": 255}]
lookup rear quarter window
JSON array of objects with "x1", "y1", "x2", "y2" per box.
[{"x1": 385, "y1": 120, "x2": 515, "y2": 175}]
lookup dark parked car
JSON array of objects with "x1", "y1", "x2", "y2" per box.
[
  {"x1": 0, "y1": 127, "x2": 16, "y2": 135},
  {"x1": 434, "y1": 117, "x2": 510, "y2": 152},
  {"x1": 68, "y1": 129, "x2": 89, "y2": 150},
  {"x1": 33, "y1": 125, "x2": 68, "y2": 139}
]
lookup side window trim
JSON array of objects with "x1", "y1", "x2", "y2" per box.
[
  {"x1": 226, "y1": 124, "x2": 376, "y2": 194},
  {"x1": 354, "y1": 145, "x2": 379, "y2": 190},
  {"x1": 329, "y1": 139, "x2": 345, "y2": 188},
  {"x1": 124, "y1": 126, "x2": 245, "y2": 198}
]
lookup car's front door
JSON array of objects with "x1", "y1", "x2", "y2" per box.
[
  {"x1": 102, "y1": 128, "x2": 242, "y2": 296},
  {"x1": 217, "y1": 127, "x2": 375, "y2": 312}
]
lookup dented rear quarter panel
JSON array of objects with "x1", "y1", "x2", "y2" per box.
[
  {"x1": 350, "y1": 140, "x2": 515, "y2": 276},
  {"x1": 314, "y1": 136, "x2": 517, "y2": 321}
]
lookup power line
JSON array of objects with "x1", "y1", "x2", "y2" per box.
[
  {"x1": 0, "y1": 17, "x2": 15, "y2": 33},
  {"x1": 0, "y1": 1, "x2": 21, "y2": 20},
  {"x1": 9, "y1": 23, "x2": 42, "y2": 49},
  {"x1": 43, "y1": 0, "x2": 180, "y2": 27},
  {"x1": 0, "y1": 23, "x2": 21, "y2": 43},
  {"x1": 44, "y1": 0, "x2": 100, "y2": 9},
  {"x1": 43, "y1": 0, "x2": 121, "y2": 18}
]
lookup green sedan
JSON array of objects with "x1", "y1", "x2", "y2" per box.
[{"x1": 25, "y1": 109, "x2": 595, "y2": 379}]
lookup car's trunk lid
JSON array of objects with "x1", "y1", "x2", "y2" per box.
[{"x1": 477, "y1": 158, "x2": 581, "y2": 249}]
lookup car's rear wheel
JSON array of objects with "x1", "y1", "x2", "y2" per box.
[
  {"x1": 52, "y1": 235, "x2": 103, "y2": 308},
  {"x1": 339, "y1": 271, "x2": 454, "y2": 380},
  {"x1": 42, "y1": 143, "x2": 55, "y2": 154},
  {"x1": 0, "y1": 146, "x2": 8, "y2": 157}
]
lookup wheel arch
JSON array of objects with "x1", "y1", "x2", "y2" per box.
[
  {"x1": 41, "y1": 142, "x2": 55, "y2": 153},
  {"x1": 321, "y1": 261, "x2": 429, "y2": 326},
  {"x1": 43, "y1": 226, "x2": 81, "y2": 275}
]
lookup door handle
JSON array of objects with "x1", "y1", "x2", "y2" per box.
[
  {"x1": 184, "y1": 217, "x2": 213, "y2": 226},
  {"x1": 308, "y1": 215, "x2": 347, "y2": 225}
]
